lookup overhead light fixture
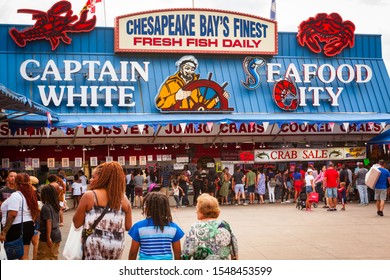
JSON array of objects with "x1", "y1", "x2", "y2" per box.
[
  {"x1": 121, "y1": 144, "x2": 129, "y2": 149},
  {"x1": 235, "y1": 143, "x2": 241, "y2": 149},
  {"x1": 109, "y1": 144, "x2": 115, "y2": 151},
  {"x1": 67, "y1": 144, "x2": 75, "y2": 150},
  {"x1": 134, "y1": 144, "x2": 142, "y2": 151},
  {"x1": 185, "y1": 143, "x2": 190, "y2": 150},
  {"x1": 19, "y1": 146, "x2": 26, "y2": 152},
  {"x1": 259, "y1": 142, "x2": 266, "y2": 148},
  {"x1": 82, "y1": 145, "x2": 87, "y2": 151},
  {"x1": 210, "y1": 143, "x2": 218, "y2": 148},
  {"x1": 26, "y1": 145, "x2": 35, "y2": 151},
  {"x1": 54, "y1": 140, "x2": 62, "y2": 152},
  {"x1": 222, "y1": 143, "x2": 228, "y2": 148},
  {"x1": 305, "y1": 142, "x2": 311, "y2": 148}
]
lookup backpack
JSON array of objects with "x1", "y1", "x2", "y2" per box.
[
  {"x1": 269, "y1": 178, "x2": 277, "y2": 188},
  {"x1": 218, "y1": 174, "x2": 223, "y2": 187}
]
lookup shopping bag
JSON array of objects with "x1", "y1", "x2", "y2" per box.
[
  {"x1": 4, "y1": 236, "x2": 24, "y2": 260},
  {"x1": 0, "y1": 242, "x2": 8, "y2": 260},
  {"x1": 62, "y1": 223, "x2": 83, "y2": 260},
  {"x1": 308, "y1": 192, "x2": 319, "y2": 203}
]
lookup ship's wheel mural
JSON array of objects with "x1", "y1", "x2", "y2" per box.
[{"x1": 155, "y1": 55, "x2": 233, "y2": 112}]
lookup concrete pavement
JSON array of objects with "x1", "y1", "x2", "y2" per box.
[{"x1": 38, "y1": 201, "x2": 390, "y2": 260}]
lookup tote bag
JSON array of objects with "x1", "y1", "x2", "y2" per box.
[
  {"x1": 62, "y1": 223, "x2": 83, "y2": 260},
  {"x1": 4, "y1": 192, "x2": 24, "y2": 260},
  {"x1": 308, "y1": 192, "x2": 319, "y2": 203},
  {"x1": 4, "y1": 236, "x2": 24, "y2": 260},
  {"x1": 0, "y1": 242, "x2": 7, "y2": 260}
]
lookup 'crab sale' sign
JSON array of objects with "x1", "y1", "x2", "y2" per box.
[{"x1": 254, "y1": 147, "x2": 366, "y2": 162}]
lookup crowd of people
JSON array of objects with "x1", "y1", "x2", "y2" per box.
[
  {"x1": 0, "y1": 163, "x2": 238, "y2": 260},
  {"x1": 122, "y1": 161, "x2": 389, "y2": 214},
  {"x1": 0, "y1": 158, "x2": 389, "y2": 260}
]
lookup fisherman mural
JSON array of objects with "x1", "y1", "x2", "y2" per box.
[{"x1": 155, "y1": 55, "x2": 233, "y2": 112}]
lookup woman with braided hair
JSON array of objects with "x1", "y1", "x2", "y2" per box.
[
  {"x1": 128, "y1": 192, "x2": 184, "y2": 260},
  {"x1": 73, "y1": 161, "x2": 132, "y2": 260},
  {"x1": 37, "y1": 184, "x2": 62, "y2": 260},
  {"x1": 0, "y1": 173, "x2": 39, "y2": 260}
]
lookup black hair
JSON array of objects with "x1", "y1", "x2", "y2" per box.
[
  {"x1": 142, "y1": 192, "x2": 172, "y2": 232},
  {"x1": 149, "y1": 169, "x2": 157, "y2": 183},
  {"x1": 47, "y1": 174, "x2": 58, "y2": 183},
  {"x1": 40, "y1": 184, "x2": 60, "y2": 212}
]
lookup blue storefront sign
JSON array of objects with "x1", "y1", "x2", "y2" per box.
[{"x1": 0, "y1": 8, "x2": 389, "y2": 131}]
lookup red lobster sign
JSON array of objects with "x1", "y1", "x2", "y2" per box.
[
  {"x1": 297, "y1": 13, "x2": 355, "y2": 56},
  {"x1": 9, "y1": 1, "x2": 96, "y2": 50}
]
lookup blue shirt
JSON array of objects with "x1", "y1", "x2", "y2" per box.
[
  {"x1": 375, "y1": 167, "x2": 390, "y2": 190},
  {"x1": 129, "y1": 218, "x2": 184, "y2": 260},
  {"x1": 292, "y1": 172, "x2": 302, "y2": 181}
]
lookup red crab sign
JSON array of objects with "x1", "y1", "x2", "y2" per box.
[
  {"x1": 9, "y1": 1, "x2": 96, "y2": 50},
  {"x1": 297, "y1": 13, "x2": 355, "y2": 56}
]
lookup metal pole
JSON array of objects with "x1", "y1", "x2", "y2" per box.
[{"x1": 103, "y1": 0, "x2": 107, "y2": 27}]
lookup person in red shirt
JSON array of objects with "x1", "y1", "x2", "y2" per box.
[{"x1": 323, "y1": 163, "x2": 340, "y2": 211}]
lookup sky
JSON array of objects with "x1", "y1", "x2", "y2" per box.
[{"x1": 0, "y1": 0, "x2": 389, "y2": 69}]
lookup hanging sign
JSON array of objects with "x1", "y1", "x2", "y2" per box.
[
  {"x1": 254, "y1": 147, "x2": 366, "y2": 162},
  {"x1": 1, "y1": 122, "x2": 383, "y2": 140},
  {"x1": 115, "y1": 9, "x2": 277, "y2": 55}
]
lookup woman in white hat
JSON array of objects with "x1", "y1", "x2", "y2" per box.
[{"x1": 304, "y1": 169, "x2": 316, "y2": 211}]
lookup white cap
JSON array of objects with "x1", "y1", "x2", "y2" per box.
[
  {"x1": 175, "y1": 55, "x2": 198, "y2": 70},
  {"x1": 307, "y1": 168, "x2": 314, "y2": 173}
]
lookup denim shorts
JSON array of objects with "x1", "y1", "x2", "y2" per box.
[
  {"x1": 234, "y1": 184, "x2": 245, "y2": 194},
  {"x1": 326, "y1": 187, "x2": 337, "y2": 198},
  {"x1": 306, "y1": 186, "x2": 313, "y2": 193}
]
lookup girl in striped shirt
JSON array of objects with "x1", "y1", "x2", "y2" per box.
[{"x1": 128, "y1": 192, "x2": 184, "y2": 260}]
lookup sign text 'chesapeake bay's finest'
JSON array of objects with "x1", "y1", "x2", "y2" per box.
[{"x1": 115, "y1": 9, "x2": 277, "y2": 54}]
